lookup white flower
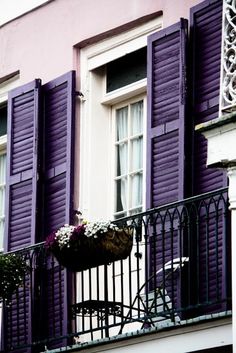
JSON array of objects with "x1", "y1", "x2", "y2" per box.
[
  {"x1": 84, "y1": 220, "x2": 118, "y2": 238},
  {"x1": 55, "y1": 224, "x2": 76, "y2": 249}
]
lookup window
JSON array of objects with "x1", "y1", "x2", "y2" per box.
[
  {"x1": 113, "y1": 97, "x2": 144, "y2": 218},
  {"x1": 106, "y1": 47, "x2": 147, "y2": 92},
  {"x1": 0, "y1": 104, "x2": 7, "y2": 249},
  {"x1": 0, "y1": 73, "x2": 19, "y2": 249},
  {"x1": 78, "y1": 20, "x2": 162, "y2": 343},
  {"x1": 79, "y1": 16, "x2": 162, "y2": 221}
]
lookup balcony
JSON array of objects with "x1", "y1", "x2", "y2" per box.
[{"x1": 0, "y1": 188, "x2": 232, "y2": 352}]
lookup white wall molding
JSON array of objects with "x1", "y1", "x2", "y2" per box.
[{"x1": 70, "y1": 318, "x2": 232, "y2": 353}]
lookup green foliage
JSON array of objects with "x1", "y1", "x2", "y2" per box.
[{"x1": 0, "y1": 253, "x2": 29, "y2": 302}]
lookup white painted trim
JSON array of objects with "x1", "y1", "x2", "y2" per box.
[
  {"x1": 0, "y1": 75, "x2": 20, "y2": 104},
  {"x1": 79, "y1": 17, "x2": 162, "y2": 221},
  {"x1": 84, "y1": 17, "x2": 162, "y2": 71},
  {"x1": 111, "y1": 93, "x2": 146, "y2": 218},
  {"x1": 201, "y1": 121, "x2": 236, "y2": 167},
  {"x1": 76, "y1": 319, "x2": 232, "y2": 353},
  {"x1": 0, "y1": 82, "x2": 9, "y2": 255},
  {"x1": 102, "y1": 79, "x2": 147, "y2": 105},
  {"x1": 0, "y1": 135, "x2": 7, "y2": 152}
]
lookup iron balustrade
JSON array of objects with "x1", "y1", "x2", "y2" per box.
[{"x1": 0, "y1": 187, "x2": 232, "y2": 352}]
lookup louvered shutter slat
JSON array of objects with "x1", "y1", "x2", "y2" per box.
[
  {"x1": 146, "y1": 19, "x2": 188, "y2": 314},
  {"x1": 147, "y1": 19, "x2": 187, "y2": 209},
  {"x1": 192, "y1": 0, "x2": 222, "y2": 121},
  {"x1": 190, "y1": 0, "x2": 229, "y2": 314},
  {"x1": 43, "y1": 72, "x2": 75, "y2": 232},
  {"x1": 4, "y1": 80, "x2": 41, "y2": 350},
  {"x1": 42, "y1": 71, "x2": 75, "y2": 348},
  {"x1": 5, "y1": 80, "x2": 40, "y2": 251},
  {"x1": 192, "y1": 0, "x2": 226, "y2": 196}
]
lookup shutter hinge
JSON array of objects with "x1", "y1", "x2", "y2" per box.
[{"x1": 75, "y1": 91, "x2": 86, "y2": 101}]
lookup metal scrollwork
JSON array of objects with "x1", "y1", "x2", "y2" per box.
[{"x1": 222, "y1": 0, "x2": 236, "y2": 109}]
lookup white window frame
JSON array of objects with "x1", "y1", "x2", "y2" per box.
[
  {"x1": 0, "y1": 75, "x2": 19, "y2": 350},
  {"x1": 0, "y1": 74, "x2": 19, "y2": 251},
  {"x1": 112, "y1": 94, "x2": 146, "y2": 219},
  {"x1": 0, "y1": 134, "x2": 6, "y2": 252},
  {"x1": 77, "y1": 21, "x2": 162, "y2": 342},
  {"x1": 78, "y1": 16, "x2": 162, "y2": 222},
  {"x1": 0, "y1": 106, "x2": 7, "y2": 252}
]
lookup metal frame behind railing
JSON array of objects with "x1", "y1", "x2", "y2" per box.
[{"x1": 0, "y1": 187, "x2": 231, "y2": 352}]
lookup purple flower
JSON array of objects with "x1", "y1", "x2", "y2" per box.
[
  {"x1": 70, "y1": 224, "x2": 86, "y2": 241},
  {"x1": 45, "y1": 231, "x2": 57, "y2": 250}
]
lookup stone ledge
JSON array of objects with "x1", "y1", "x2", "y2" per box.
[{"x1": 195, "y1": 111, "x2": 236, "y2": 133}]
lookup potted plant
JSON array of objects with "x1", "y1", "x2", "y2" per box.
[
  {"x1": 0, "y1": 253, "x2": 29, "y2": 303},
  {"x1": 45, "y1": 221, "x2": 133, "y2": 271}
]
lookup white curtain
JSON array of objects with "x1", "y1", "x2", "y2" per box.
[
  {"x1": 131, "y1": 101, "x2": 143, "y2": 209},
  {"x1": 131, "y1": 173, "x2": 143, "y2": 209},
  {"x1": 116, "y1": 101, "x2": 143, "y2": 213},
  {"x1": 116, "y1": 107, "x2": 128, "y2": 211},
  {"x1": 131, "y1": 138, "x2": 143, "y2": 208},
  {"x1": 0, "y1": 153, "x2": 6, "y2": 248},
  {"x1": 116, "y1": 106, "x2": 128, "y2": 141},
  {"x1": 131, "y1": 137, "x2": 143, "y2": 170},
  {"x1": 131, "y1": 101, "x2": 143, "y2": 135}
]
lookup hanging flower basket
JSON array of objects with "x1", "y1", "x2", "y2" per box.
[
  {"x1": 45, "y1": 222, "x2": 133, "y2": 272},
  {"x1": 0, "y1": 253, "x2": 29, "y2": 303}
]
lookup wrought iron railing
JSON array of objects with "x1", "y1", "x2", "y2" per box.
[{"x1": 0, "y1": 188, "x2": 232, "y2": 352}]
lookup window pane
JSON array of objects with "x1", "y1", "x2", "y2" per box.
[
  {"x1": 116, "y1": 177, "x2": 127, "y2": 212},
  {"x1": 131, "y1": 100, "x2": 143, "y2": 135},
  {"x1": 131, "y1": 173, "x2": 142, "y2": 209},
  {"x1": 0, "y1": 153, "x2": 6, "y2": 248},
  {"x1": 0, "y1": 105, "x2": 7, "y2": 137},
  {"x1": 113, "y1": 97, "x2": 144, "y2": 219},
  {"x1": 0, "y1": 156, "x2": 6, "y2": 210},
  {"x1": 106, "y1": 47, "x2": 147, "y2": 92},
  {"x1": 116, "y1": 106, "x2": 128, "y2": 141},
  {"x1": 131, "y1": 137, "x2": 143, "y2": 171},
  {"x1": 114, "y1": 212, "x2": 127, "y2": 219},
  {"x1": 116, "y1": 142, "x2": 127, "y2": 176},
  {"x1": 130, "y1": 207, "x2": 142, "y2": 216}
]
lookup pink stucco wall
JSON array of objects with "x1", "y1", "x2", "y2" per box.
[
  {"x1": 0, "y1": 0, "x2": 203, "y2": 210},
  {"x1": 0, "y1": 0, "x2": 201, "y2": 84}
]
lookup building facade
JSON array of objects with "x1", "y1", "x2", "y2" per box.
[{"x1": 0, "y1": 0, "x2": 233, "y2": 352}]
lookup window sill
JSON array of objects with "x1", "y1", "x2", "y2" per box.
[{"x1": 101, "y1": 78, "x2": 147, "y2": 105}]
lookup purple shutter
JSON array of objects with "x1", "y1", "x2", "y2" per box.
[
  {"x1": 191, "y1": 0, "x2": 226, "y2": 194},
  {"x1": 191, "y1": 0, "x2": 229, "y2": 313},
  {"x1": 147, "y1": 19, "x2": 188, "y2": 209},
  {"x1": 146, "y1": 20, "x2": 188, "y2": 314},
  {"x1": 4, "y1": 80, "x2": 41, "y2": 350},
  {"x1": 43, "y1": 71, "x2": 75, "y2": 234},
  {"x1": 42, "y1": 71, "x2": 75, "y2": 346},
  {"x1": 5, "y1": 80, "x2": 41, "y2": 251}
]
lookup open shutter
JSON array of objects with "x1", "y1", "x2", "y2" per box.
[
  {"x1": 5, "y1": 80, "x2": 41, "y2": 251},
  {"x1": 191, "y1": 0, "x2": 226, "y2": 194},
  {"x1": 43, "y1": 72, "x2": 75, "y2": 235},
  {"x1": 146, "y1": 20, "x2": 188, "y2": 315},
  {"x1": 42, "y1": 71, "x2": 75, "y2": 346},
  {"x1": 4, "y1": 80, "x2": 41, "y2": 350},
  {"x1": 190, "y1": 0, "x2": 229, "y2": 313},
  {"x1": 147, "y1": 19, "x2": 188, "y2": 209}
]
